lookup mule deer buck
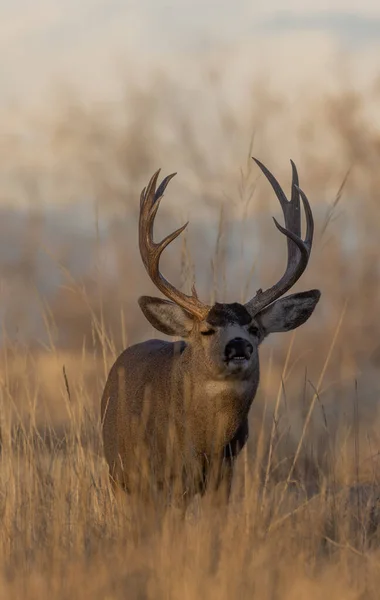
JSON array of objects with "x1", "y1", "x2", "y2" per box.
[{"x1": 101, "y1": 158, "x2": 320, "y2": 511}]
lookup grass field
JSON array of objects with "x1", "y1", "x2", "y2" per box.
[
  {"x1": 1, "y1": 340, "x2": 380, "y2": 600},
  {"x1": 1, "y1": 70, "x2": 380, "y2": 598}
]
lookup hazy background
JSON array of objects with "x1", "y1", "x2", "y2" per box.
[{"x1": 1, "y1": 1, "x2": 380, "y2": 341}]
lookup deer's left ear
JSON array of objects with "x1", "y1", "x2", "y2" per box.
[{"x1": 256, "y1": 290, "x2": 321, "y2": 337}]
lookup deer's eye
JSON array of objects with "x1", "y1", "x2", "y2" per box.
[
  {"x1": 201, "y1": 328, "x2": 216, "y2": 336},
  {"x1": 248, "y1": 324, "x2": 259, "y2": 337}
]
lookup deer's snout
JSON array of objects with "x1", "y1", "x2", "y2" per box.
[{"x1": 225, "y1": 338, "x2": 253, "y2": 362}]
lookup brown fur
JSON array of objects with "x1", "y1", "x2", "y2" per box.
[
  {"x1": 101, "y1": 293, "x2": 320, "y2": 510},
  {"x1": 101, "y1": 162, "x2": 320, "y2": 511}
]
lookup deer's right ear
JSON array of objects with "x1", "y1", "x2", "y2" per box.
[{"x1": 138, "y1": 296, "x2": 195, "y2": 338}]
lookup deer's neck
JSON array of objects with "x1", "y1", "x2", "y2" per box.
[{"x1": 173, "y1": 346, "x2": 259, "y2": 451}]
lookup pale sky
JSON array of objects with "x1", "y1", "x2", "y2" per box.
[{"x1": 1, "y1": 1, "x2": 380, "y2": 107}]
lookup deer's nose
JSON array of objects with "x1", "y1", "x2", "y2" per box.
[{"x1": 225, "y1": 338, "x2": 253, "y2": 361}]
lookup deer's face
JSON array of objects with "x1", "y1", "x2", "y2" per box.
[
  {"x1": 194, "y1": 303, "x2": 261, "y2": 378},
  {"x1": 138, "y1": 291, "x2": 320, "y2": 379}
]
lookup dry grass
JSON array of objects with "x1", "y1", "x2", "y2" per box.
[
  {"x1": 2, "y1": 342, "x2": 380, "y2": 600},
  {"x1": 1, "y1": 67, "x2": 380, "y2": 597}
]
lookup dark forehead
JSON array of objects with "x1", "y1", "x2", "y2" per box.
[{"x1": 206, "y1": 303, "x2": 252, "y2": 327}]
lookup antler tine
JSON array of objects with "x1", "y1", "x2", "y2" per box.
[
  {"x1": 295, "y1": 184, "x2": 314, "y2": 248},
  {"x1": 252, "y1": 158, "x2": 288, "y2": 210},
  {"x1": 246, "y1": 158, "x2": 315, "y2": 315},
  {"x1": 289, "y1": 159, "x2": 301, "y2": 238},
  {"x1": 138, "y1": 170, "x2": 210, "y2": 320}
]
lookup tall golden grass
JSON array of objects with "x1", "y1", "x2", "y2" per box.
[{"x1": 1, "y1": 68, "x2": 380, "y2": 597}]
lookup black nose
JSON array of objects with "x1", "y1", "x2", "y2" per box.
[{"x1": 225, "y1": 337, "x2": 253, "y2": 361}]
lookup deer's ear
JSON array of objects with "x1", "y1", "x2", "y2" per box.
[
  {"x1": 256, "y1": 290, "x2": 321, "y2": 338},
  {"x1": 138, "y1": 296, "x2": 194, "y2": 338}
]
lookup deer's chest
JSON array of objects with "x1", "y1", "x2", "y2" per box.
[{"x1": 185, "y1": 379, "x2": 255, "y2": 452}]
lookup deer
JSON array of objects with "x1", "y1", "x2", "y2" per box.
[{"x1": 101, "y1": 158, "x2": 321, "y2": 513}]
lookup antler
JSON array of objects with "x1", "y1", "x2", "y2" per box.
[
  {"x1": 245, "y1": 158, "x2": 314, "y2": 315},
  {"x1": 139, "y1": 169, "x2": 210, "y2": 320}
]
